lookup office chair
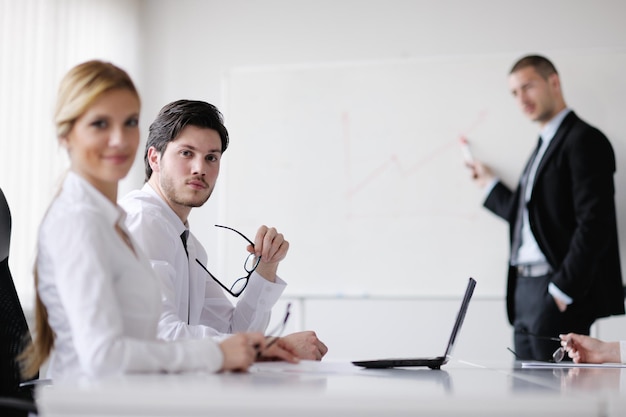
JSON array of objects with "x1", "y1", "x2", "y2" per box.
[{"x1": 0, "y1": 187, "x2": 38, "y2": 416}]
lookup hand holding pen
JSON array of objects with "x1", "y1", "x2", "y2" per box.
[{"x1": 459, "y1": 136, "x2": 495, "y2": 188}]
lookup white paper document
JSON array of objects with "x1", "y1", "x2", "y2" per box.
[{"x1": 521, "y1": 361, "x2": 626, "y2": 369}]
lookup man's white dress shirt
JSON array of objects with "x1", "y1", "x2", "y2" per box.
[
  {"x1": 484, "y1": 109, "x2": 572, "y2": 304},
  {"x1": 38, "y1": 172, "x2": 223, "y2": 380},
  {"x1": 119, "y1": 183, "x2": 286, "y2": 341}
]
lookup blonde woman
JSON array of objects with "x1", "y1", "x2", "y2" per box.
[{"x1": 21, "y1": 60, "x2": 296, "y2": 380}]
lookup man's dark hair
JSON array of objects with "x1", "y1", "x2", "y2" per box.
[
  {"x1": 509, "y1": 55, "x2": 558, "y2": 80},
  {"x1": 144, "y1": 100, "x2": 229, "y2": 181}
]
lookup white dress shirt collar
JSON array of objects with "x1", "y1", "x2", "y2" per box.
[
  {"x1": 142, "y1": 182, "x2": 189, "y2": 234},
  {"x1": 540, "y1": 108, "x2": 571, "y2": 144},
  {"x1": 66, "y1": 171, "x2": 126, "y2": 227}
]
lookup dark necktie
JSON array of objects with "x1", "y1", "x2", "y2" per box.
[
  {"x1": 180, "y1": 229, "x2": 191, "y2": 324},
  {"x1": 180, "y1": 230, "x2": 189, "y2": 258},
  {"x1": 510, "y1": 136, "x2": 543, "y2": 265}
]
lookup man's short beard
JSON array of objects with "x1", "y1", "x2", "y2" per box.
[
  {"x1": 170, "y1": 191, "x2": 211, "y2": 208},
  {"x1": 176, "y1": 197, "x2": 207, "y2": 208},
  {"x1": 160, "y1": 177, "x2": 212, "y2": 208}
]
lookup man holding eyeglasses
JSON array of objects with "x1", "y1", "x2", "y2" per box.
[{"x1": 119, "y1": 100, "x2": 327, "y2": 360}]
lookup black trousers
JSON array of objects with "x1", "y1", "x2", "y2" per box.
[{"x1": 513, "y1": 273, "x2": 594, "y2": 361}]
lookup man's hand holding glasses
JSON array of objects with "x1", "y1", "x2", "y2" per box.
[
  {"x1": 196, "y1": 225, "x2": 289, "y2": 297},
  {"x1": 200, "y1": 227, "x2": 327, "y2": 362},
  {"x1": 249, "y1": 224, "x2": 289, "y2": 282}
]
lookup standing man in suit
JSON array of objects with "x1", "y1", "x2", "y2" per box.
[{"x1": 469, "y1": 55, "x2": 624, "y2": 361}]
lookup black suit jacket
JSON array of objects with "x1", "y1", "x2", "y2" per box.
[{"x1": 484, "y1": 111, "x2": 625, "y2": 325}]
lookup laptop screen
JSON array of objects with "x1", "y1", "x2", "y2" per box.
[{"x1": 443, "y1": 277, "x2": 476, "y2": 359}]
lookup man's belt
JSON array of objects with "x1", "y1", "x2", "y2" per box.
[{"x1": 515, "y1": 263, "x2": 552, "y2": 277}]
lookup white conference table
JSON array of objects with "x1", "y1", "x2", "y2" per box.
[{"x1": 36, "y1": 359, "x2": 626, "y2": 417}]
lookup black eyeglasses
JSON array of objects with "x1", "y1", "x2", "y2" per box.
[
  {"x1": 508, "y1": 331, "x2": 565, "y2": 362},
  {"x1": 257, "y1": 302, "x2": 291, "y2": 357},
  {"x1": 195, "y1": 225, "x2": 260, "y2": 297}
]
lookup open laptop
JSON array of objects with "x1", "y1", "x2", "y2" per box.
[{"x1": 352, "y1": 277, "x2": 476, "y2": 370}]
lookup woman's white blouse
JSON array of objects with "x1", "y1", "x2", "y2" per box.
[{"x1": 37, "y1": 172, "x2": 223, "y2": 380}]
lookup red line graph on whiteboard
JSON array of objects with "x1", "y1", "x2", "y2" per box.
[
  {"x1": 345, "y1": 140, "x2": 458, "y2": 198},
  {"x1": 341, "y1": 110, "x2": 486, "y2": 218}
]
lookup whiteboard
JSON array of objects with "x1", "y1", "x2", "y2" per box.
[{"x1": 219, "y1": 51, "x2": 626, "y2": 297}]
